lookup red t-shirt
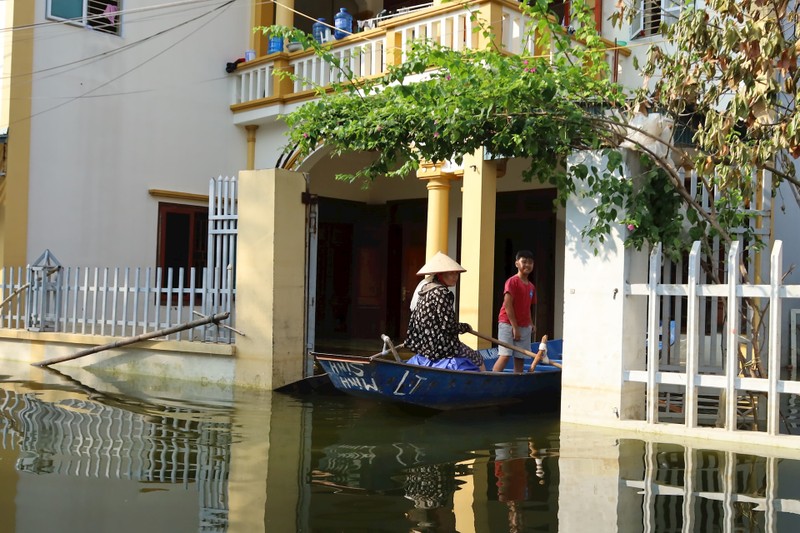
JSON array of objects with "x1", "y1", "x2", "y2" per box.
[{"x1": 497, "y1": 275, "x2": 536, "y2": 327}]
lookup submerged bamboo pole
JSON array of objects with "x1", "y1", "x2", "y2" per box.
[
  {"x1": 32, "y1": 311, "x2": 230, "y2": 367},
  {"x1": 0, "y1": 282, "x2": 30, "y2": 312}
]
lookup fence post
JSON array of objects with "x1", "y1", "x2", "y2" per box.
[
  {"x1": 646, "y1": 244, "x2": 662, "y2": 424},
  {"x1": 685, "y1": 241, "x2": 701, "y2": 428},
  {"x1": 724, "y1": 241, "x2": 741, "y2": 430},
  {"x1": 767, "y1": 241, "x2": 782, "y2": 435}
]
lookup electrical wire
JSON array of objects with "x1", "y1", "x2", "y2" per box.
[
  {"x1": 11, "y1": 0, "x2": 236, "y2": 126},
  {"x1": 0, "y1": 0, "x2": 235, "y2": 33},
  {"x1": 1, "y1": 0, "x2": 245, "y2": 86}
]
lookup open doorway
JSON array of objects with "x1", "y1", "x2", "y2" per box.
[{"x1": 491, "y1": 189, "x2": 557, "y2": 339}]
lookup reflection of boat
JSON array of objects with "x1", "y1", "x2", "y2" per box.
[
  {"x1": 312, "y1": 340, "x2": 562, "y2": 410},
  {"x1": 309, "y1": 398, "x2": 560, "y2": 496}
]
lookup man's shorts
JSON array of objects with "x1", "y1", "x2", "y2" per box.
[{"x1": 497, "y1": 322, "x2": 532, "y2": 359}]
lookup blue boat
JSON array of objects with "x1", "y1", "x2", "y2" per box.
[{"x1": 312, "y1": 338, "x2": 562, "y2": 411}]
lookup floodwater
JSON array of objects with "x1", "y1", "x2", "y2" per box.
[{"x1": 2, "y1": 359, "x2": 800, "y2": 532}]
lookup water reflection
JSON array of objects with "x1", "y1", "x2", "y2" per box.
[
  {"x1": 306, "y1": 399, "x2": 561, "y2": 532},
  {"x1": 2, "y1": 359, "x2": 800, "y2": 532},
  {"x1": 0, "y1": 362, "x2": 233, "y2": 532}
]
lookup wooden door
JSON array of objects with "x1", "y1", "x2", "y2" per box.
[{"x1": 399, "y1": 243, "x2": 426, "y2": 335}]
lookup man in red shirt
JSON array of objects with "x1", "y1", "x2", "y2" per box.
[{"x1": 492, "y1": 250, "x2": 537, "y2": 373}]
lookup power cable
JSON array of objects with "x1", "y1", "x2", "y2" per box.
[
  {"x1": 12, "y1": 0, "x2": 236, "y2": 126},
  {"x1": 2, "y1": 0, "x2": 243, "y2": 87},
  {"x1": 0, "y1": 0, "x2": 235, "y2": 33}
]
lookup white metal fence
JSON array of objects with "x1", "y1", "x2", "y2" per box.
[
  {"x1": 626, "y1": 239, "x2": 800, "y2": 437},
  {"x1": 204, "y1": 176, "x2": 238, "y2": 343},
  {"x1": 0, "y1": 176, "x2": 238, "y2": 344},
  {"x1": 1, "y1": 265, "x2": 222, "y2": 341}
]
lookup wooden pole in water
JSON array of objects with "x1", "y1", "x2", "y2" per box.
[{"x1": 32, "y1": 311, "x2": 230, "y2": 367}]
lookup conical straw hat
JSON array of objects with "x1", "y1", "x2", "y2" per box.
[{"x1": 416, "y1": 252, "x2": 466, "y2": 276}]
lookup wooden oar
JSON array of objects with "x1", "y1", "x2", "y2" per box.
[{"x1": 466, "y1": 328, "x2": 562, "y2": 368}]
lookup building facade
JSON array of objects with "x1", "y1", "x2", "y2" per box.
[{"x1": 1, "y1": 0, "x2": 800, "y2": 445}]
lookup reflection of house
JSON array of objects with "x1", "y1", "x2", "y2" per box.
[{"x1": 559, "y1": 426, "x2": 800, "y2": 531}]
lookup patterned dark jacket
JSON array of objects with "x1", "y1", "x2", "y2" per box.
[{"x1": 405, "y1": 282, "x2": 471, "y2": 361}]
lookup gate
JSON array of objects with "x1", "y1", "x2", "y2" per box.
[{"x1": 203, "y1": 176, "x2": 238, "y2": 342}]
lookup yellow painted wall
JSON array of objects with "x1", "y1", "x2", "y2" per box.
[
  {"x1": 235, "y1": 169, "x2": 307, "y2": 390},
  {"x1": 0, "y1": 0, "x2": 34, "y2": 267},
  {"x1": 0, "y1": 1, "x2": 14, "y2": 128}
]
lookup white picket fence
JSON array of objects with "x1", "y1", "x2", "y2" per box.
[
  {"x1": 0, "y1": 176, "x2": 238, "y2": 344},
  {"x1": 0, "y1": 265, "x2": 227, "y2": 342}
]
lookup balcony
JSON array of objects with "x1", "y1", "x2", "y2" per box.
[{"x1": 229, "y1": 0, "x2": 631, "y2": 125}]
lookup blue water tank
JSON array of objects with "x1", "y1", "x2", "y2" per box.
[
  {"x1": 267, "y1": 36, "x2": 283, "y2": 54},
  {"x1": 334, "y1": 8, "x2": 353, "y2": 39},
  {"x1": 312, "y1": 18, "x2": 327, "y2": 43}
]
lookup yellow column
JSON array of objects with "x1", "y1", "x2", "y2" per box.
[
  {"x1": 384, "y1": 28, "x2": 403, "y2": 67},
  {"x1": 417, "y1": 161, "x2": 456, "y2": 259},
  {"x1": 272, "y1": 56, "x2": 295, "y2": 99},
  {"x1": 459, "y1": 148, "x2": 498, "y2": 348},
  {"x1": 477, "y1": 1, "x2": 503, "y2": 50},
  {"x1": 0, "y1": 0, "x2": 35, "y2": 267},
  {"x1": 275, "y1": 0, "x2": 294, "y2": 27},
  {"x1": 245, "y1": 125, "x2": 258, "y2": 170},
  {"x1": 235, "y1": 169, "x2": 306, "y2": 390},
  {"x1": 250, "y1": 0, "x2": 273, "y2": 56}
]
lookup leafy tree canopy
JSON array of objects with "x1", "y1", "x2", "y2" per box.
[{"x1": 263, "y1": 0, "x2": 800, "y2": 260}]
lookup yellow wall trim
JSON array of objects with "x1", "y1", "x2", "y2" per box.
[{"x1": 148, "y1": 189, "x2": 209, "y2": 203}]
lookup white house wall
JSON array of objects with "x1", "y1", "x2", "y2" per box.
[
  {"x1": 775, "y1": 179, "x2": 800, "y2": 285},
  {"x1": 25, "y1": 0, "x2": 252, "y2": 267},
  {"x1": 774, "y1": 177, "x2": 800, "y2": 356}
]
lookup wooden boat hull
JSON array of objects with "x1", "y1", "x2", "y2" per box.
[{"x1": 313, "y1": 347, "x2": 562, "y2": 411}]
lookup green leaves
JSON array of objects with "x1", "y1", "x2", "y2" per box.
[
  {"x1": 274, "y1": 1, "x2": 621, "y2": 184},
  {"x1": 270, "y1": 0, "x2": 797, "y2": 258}
]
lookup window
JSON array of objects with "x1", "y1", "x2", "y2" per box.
[
  {"x1": 157, "y1": 203, "x2": 208, "y2": 296},
  {"x1": 630, "y1": 0, "x2": 681, "y2": 39},
  {"x1": 47, "y1": 0, "x2": 121, "y2": 35}
]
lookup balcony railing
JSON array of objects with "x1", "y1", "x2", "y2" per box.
[{"x1": 230, "y1": 1, "x2": 630, "y2": 112}]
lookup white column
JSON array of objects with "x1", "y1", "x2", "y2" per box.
[{"x1": 561, "y1": 151, "x2": 648, "y2": 425}]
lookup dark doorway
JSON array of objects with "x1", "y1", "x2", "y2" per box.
[
  {"x1": 385, "y1": 200, "x2": 427, "y2": 339},
  {"x1": 156, "y1": 202, "x2": 208, "y2": 294},
  {"x1": 315, "y1": 198, "x2": 391, "y2": 350},
  {"x1": 491, "y1": 189, "x2": 557, "y2": 339},
  {"x1": 313, "y1": 189, "x2": 557, "y2": 352}
]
